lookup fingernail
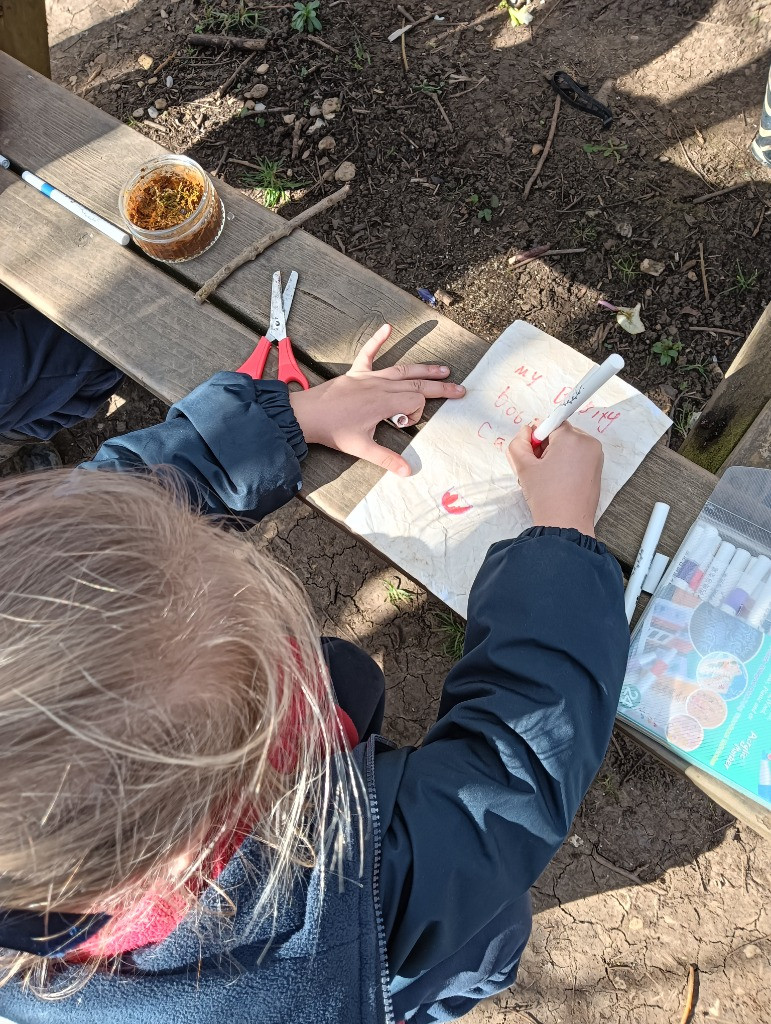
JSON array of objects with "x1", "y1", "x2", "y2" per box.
[
  {"x1": 454, "y1": 384, "x2": 466, "y2": 393},
  {"x1": 397, "y1": 465, "x2": 411, "y2": 477},
  {"x1": 439, "y1": 365, "x2": 450, "y2": 374}
]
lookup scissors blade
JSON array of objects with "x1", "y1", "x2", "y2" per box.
[
  {"x1": 268, "y1": 271, "x2": 286, "y2": 340},
  {"x1": 281, "y1": 271, "x2": 298, "y2": 323}
]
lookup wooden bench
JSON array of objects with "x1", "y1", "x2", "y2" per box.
[{"x1": 1, "y1": 52, "x2": 768, "y2": 839}]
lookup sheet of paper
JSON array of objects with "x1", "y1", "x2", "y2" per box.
[{"x1": 346, "y1": 321, "x2": 672, "y2": 617}]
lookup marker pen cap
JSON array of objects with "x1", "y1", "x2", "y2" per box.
[
  {"x1": 671, "y1": 526, "x2": 705, "y2": 585},
  {"x1": 745, "y1": 574, "x2": 771, "y2": 628},
  {"x1": 642, "y1": 552, "x2": 670, "y2": 594},
  {"x1": 722, "y1": 555, "x2": 771, "y2": 616},
  {"x1": 689, "y1": 530, "x2": 723, "y2": 591},
  {"x1": 696, "y1": 541, "x2": 736, "y2": 600}
]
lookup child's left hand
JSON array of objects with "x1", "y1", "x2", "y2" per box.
[{"x1": 289, "y1": 324, "x2": 465, "y2": 477}]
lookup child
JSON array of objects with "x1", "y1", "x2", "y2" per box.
[{"x1": 0, "y1": 326, "x2": 628, "y2": 1024}]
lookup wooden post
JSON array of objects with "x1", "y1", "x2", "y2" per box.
[
  {"x1": 0, "y1": 0, "x2": 50, "y2": 79},
  {"x1": 679, "y1": 301, "x2": 771, "y2": 473}
]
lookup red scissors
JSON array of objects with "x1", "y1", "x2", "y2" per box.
[{"x1": 237, "y1": 270, "x2": 310, "y2": 390}]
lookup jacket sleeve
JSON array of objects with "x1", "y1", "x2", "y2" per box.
[
  {"x1": 79, "y1": 372, "x2": 308, "y2": 521},
  {"x1": 373, "y1": 528, "x2": 629, "y2": 1009}
]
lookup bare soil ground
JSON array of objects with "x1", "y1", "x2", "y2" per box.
[{"x1": 36, "y1": 0, "x2": 771, "y2": 1020}]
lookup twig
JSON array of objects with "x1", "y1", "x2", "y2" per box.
[
  {"x1": 686, "y1": 326, "x2": 743, "y2": 337},
  {"x1": 679, "y1": 964, "x2": 698, "y2": 1024},
  {"x1": 592, "y1": 850, "x2": 643, "y2": 886},
  {"x1": 698, "y1": 241, "x2": 710, "y2": 303},
  {"x1": 751, "y1": 203, "x2": 766, "y2": 238},
  {"x1": 430, "y1": 90, "x2": 453, "y2": 131},
  {"x1": 195, "y1": 184, "x2": 351, "y2": 303},
  {"x1": 217, "y1": 51, "x2": 257, "y2": 98},
  {"x1": 187, "y1": 33, "x2": 267, "y2": 51},
  {"x1": 450, "y1": 75, "x2": 488, "y2": 97},
  {"x1": 673, "y1": 123, "x2": 711, "y2": 188},
  {"x1": 388, "y1": 11, "x2": 437, "y2": 42},
  {"x1": 508, "y1": 246, "x2": 587, "y2": 269},
  {"x1": 303, "y1": 34, "x2": 341, "y2": 54},
  {"x1": 536, "y1": 0, "x2": 566, "y2": 31},
  {"x1": 228, "y1": 158, "x2": 264, "y2": 170},
  {"x1": 154, "y1": 51, "x2": 178, "y2": 76},
  {"x1": 692, "y1": 181, "x2": 748, "y2": 205},
  {"x1": 401, "y1": 23, "x2": 409, "y2": 73},
  {"x1": 397, "y1": 3, "x2": 416, "y2": 20},
  {"x1": 291, "y1": 119, "x2": 304, "y2": 160},
  {"x1": 523, "y1": 95, "x2": 561, "y2": 199},
  {"x1": 212, "y1": 146, "x2": 230, "y2": 177}
]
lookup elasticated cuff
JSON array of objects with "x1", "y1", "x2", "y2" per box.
[
  {"x1": 251, "y1": 379, "x2": 309, "y2": 462},
  {"x1": 517, "y1": 525, "x2": 608, "y2": 554}
]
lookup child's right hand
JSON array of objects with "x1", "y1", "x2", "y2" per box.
[{"x1": 507, "y1": 422, "x2": 603, "y2": 537}]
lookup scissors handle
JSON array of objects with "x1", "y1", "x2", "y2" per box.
[
  {"x1": 237, "y1": 336, "x2": 272, "y2": 379},
  {"x1": 277, "y1": 337, "x2": 310, "y2": 390}
]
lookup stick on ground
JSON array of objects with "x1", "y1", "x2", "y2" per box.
[
  {"x1": 523, "y1": 95, "x2": 561, "y2": 199},
  {"x1": 692, "y1": 181, "x2": 749, "y2": 205},
  {"x1": 679, "y1": 964, "x2": 698, "y2": 1024},
  {"x1": 186, "y1": 33, "x2": 267, "y2": 51},
  {"x1": 217, "y1": 51, "x2": 257, "y2": 99},
  {"x1": 698, "y1": 240, "x2": 710, "y2": 303},
  {"x1": 195, "y1": 184, "x2": 351, "y2": 304}
]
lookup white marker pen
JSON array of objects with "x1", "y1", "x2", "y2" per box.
[
  {"x1": 624, "y1": 501, "x2": 670, "y2": 621},
  {"x1": 687, "y1": 527, "x2": 722, "y2": 592},
  {"x1": 710, "y1": 548, "x2": 752, "y2": 607},
  {"x1": 745, "y1": 573, "x2": 771, "y2": 629},
  {"x1": 531, "y1": 353, "x2": 625, "y2": 448},
  {"x1": 722, "y1": 555, "x2": 771, "y2": 617},
  {"x1": 696, "y1": 540, "x2": 736, "y2": 601},
  {"x1": 389, "y1": 414, "x2": 409, "y2": 429}
]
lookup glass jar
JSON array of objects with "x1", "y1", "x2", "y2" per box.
[{"x1": 119, "y1": 155, "x2": 225, "y2": 263}]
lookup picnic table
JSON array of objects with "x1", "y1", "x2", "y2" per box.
[{"x1": 0, "y1": 52, "x2": 769, "y2": 839}]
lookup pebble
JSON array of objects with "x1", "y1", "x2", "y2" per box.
[
  {"x1": 658, "y1": 155, "x2": 670, "y2": 163},
  {"x1": 308, "y1": 103, "x2": 322, "y2": 117},
  {"x1": 253, "y1": 103, "x2": 266, "y2": 113},
  {"x1": 166, "y1": 75, "x2": 174, "y2": 88},
  {"x1": 322, "y1": 96, "x2": 341, "y2": 119},
  {"x1": 137, "y1": 54, "x2": 153, "y2": 71},
  {"x1": 318, "y1": 136, "x2": 336, "y2": 153},
  {"x1": 434, "y1": 288, "x2": 454, "y2": 307},
  {"x1": 147, "y1": 106, "x2": 159, "y2": 119},
  {"x1": 616, "y1": 221, "x2": 632, "y2": 238},
  {"x1": 245, "y1": 83, "x2": 268, "y2": 100},
  {"x1": 154, "y1": 97, "x2": 167, "y2": 111},
  {"x1": 132, "y1": 107, "x2": 145, "y2": 119},
  {"x1": 283, "y1": 113, "x2": 296, "y2": 124},
  {"x1": 148, "y1": 76, "x2": 158, "y2": 85},
  {"x1": 110, "y1": 83, "x2": 121, "y2": 92},
  {"x1": 160, "y1": 6, "x2": 168, "y2": 17},
  {"x1": 306, "y1": 117, "x2": 326, "y2": 135},
  {"x1": 531, "y1": 143, "x2": 543, "y2": 156},
  {"x1": 136, "y1": 80, "x2": 145, "y2": 87},
  {"x1": 687, "y1": 270, "x2": 698, "y2": 282},
  {"x1": 301, "y1": 148, "x2": 312, "y2": 160},
  {"x1": 640, "y1": 258, "x2": 665, "y2": 276},
  {"x1": 68, "y1": 75, "x2": 77, "y2": 85},
  {"x1": 334, "y1": 160, "x2": 356, "y2": 183},
  {"x1": 257, "y1": 63, "x2": 269, "y2": 74},
  {"x1": 245, "y1": 99, "x2": 256, "y2": 110}
]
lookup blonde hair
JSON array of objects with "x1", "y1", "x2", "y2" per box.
[{"x1": 0, "y1": 468, "x2": 362, "y2": 995}]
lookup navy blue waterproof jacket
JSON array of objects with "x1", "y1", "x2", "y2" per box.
[{"x1": 0, "y1": 373, "x2": 629, "y2": 1024}]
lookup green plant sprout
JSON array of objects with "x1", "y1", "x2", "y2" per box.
[
  {"x1": 468, "y1": 194, "x2": 500, "y2": 222},
  {"x1": 674, "y1": 403, "x2": 698, "y2": 439},
  {"x1": 611, "y1": 253, "x2": 638, "y2": 284},
  {"x1": 352, "y1": 37, "x2": 371, "y2": 69},
  {"x1": 240, "y1": 158, "x2": 305, "y2": 208},
  {"x1": 651, "y1": 337, "x2": 683, "y2": 366},
  {"x1": 291, "y1": 0, "x2": 322, "y2": 34},
  {"x1": 195, "y1": 1, "x2": 260, "y2": 34},
  {"x1": 582, "y1": 138, "x2": 628, "y2": 163},
  {"x1": 433, "y1": 611, "x2": 466, "y2": 661},
  {"x1": 383, "y1": 579, "x2": 416, "y2": 606}
]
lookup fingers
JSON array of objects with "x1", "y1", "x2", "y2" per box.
[
  {"x1": 350, "y1": 437, "x2": 413, "y2": 477},
  {"x1": 350, "y1": 324, "x2": 392, "y2": 373},
  {"x1": 374, "y1": 362, "x2": 451, "y2": 381},
  {"x1": 401, "y1": 379, "x2": 466, "y2": 399},
  {"x1": 507, "y1": 423, "x2": 538, "y2": 475}
]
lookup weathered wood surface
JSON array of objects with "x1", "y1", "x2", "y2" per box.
[
  {"x1": 4, "y1": 58, "x2": 766, "y2": 835},
  {"x1": 719, "y1": 397, "x2": 771, "y2": 473},
  {"x1": 680, "y1": 301, "x2": 771, "y2": 473},
  {"x1": 0, "y1": 0, "x2": 50, "y2": 78}
]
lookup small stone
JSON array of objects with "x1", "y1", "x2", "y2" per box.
[
  {"x1": 306, "y1": 117, "x2": 326, "y2": 134},
  {"x1": 687, "y1": 270, "x2": 698, "y2": 282},
  {"x1": 166, "y1": 75, "x2": 174, "y2": 88},
  {"x1": 245, "y1": 83, "x2": 268, "y2": 100},
  {"x1": 137, "y1": 54, "x2": 153, "y2": 71},
  {"x1": 154, "y1": 97, "x2": 167, "y2": 111},
  {"x1": 434, "y1": 287, "x2": 454, "y2": 307},
  {"x1": 616, "y1": 221, "x2": 632, "y2": 238},
  {"x1": 318, "y1": 136, "x2": 336, "y2": 153},
  {"x1": 160, "y1": 6, "x2": 168, "y2": 17},
  {"x1": 136, "y1": 80, "x2": 145, "y2": 87},
  {"x1": 308, "y1": 103, "x2": 322, "y2": 117},
  {"x1": 68, "y1": 75, "x2": 77, "y2": 85},
  {"x1": 710, "y1": 363, "x2": 724, "y2": 382},
  {"x1": 110, "y1": 83, "x2": 121, "y2": 92},
  {"x1": 658, "y1": 155, "x2": 670, "y2": 163},
  {"x1": 245, "y1": 99, "x2": 256, "y2": 110},
  {"x1": 322, "y1": 96, "x2": 341, "y2": 119},
  {"x1": 132, "y1": 107, "x2": 145, "y2": 119},
  {"x1": 283, "y1": 113, "x2": 296, "y2": 124},
  {"x1": 531, "y1": 143, "x2": 543, "y2": 156},
  {"x1": 148, "y1": 76, "x2": 158, "y2": 85},
  {"x1": 474, "y1": 23, "x2": 484, "y2": 31},
  {"x1": 256, "y1": 63, "x2": 269, "y2": 74},
  {"x1": 334, "y1": 160, "x2": 356, "y2": 183},
  {"x1": 627, "y1": 916, "x2": 644, "y2": 932},
  {"x1": 640, "y1": 258, "x2": 665, "y2": 276},
  {"x1": 253, "y1": 103, "x2": 266, "y2": 113},
  {"x1": 147, "y1": 105, "x2": 159, "y2": 119},
  {"x1": 301, "y1": 148, "x2": 312, "y2": 160},
  {"x1": 322, "y1": 168, "x2": 335, "y2": 182}
]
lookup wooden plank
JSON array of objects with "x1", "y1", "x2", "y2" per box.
[
  {"x1": 719, "y1": 397, "x2": 771, "y2": 474},
  {"x1": 680, "y1": 301, "x2": 771, "y2": 473},
  {"x1": 0, "y1": 0, "x2": 50, "y2": 78}
]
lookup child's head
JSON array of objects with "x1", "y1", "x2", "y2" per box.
[{"x1": 0, "y1": 468, "x2": 352, "y2": 988}]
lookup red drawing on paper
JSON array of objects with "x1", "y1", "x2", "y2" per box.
[{"x1": 441, "y1": 487, "x2": 473, "y2": 515}]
